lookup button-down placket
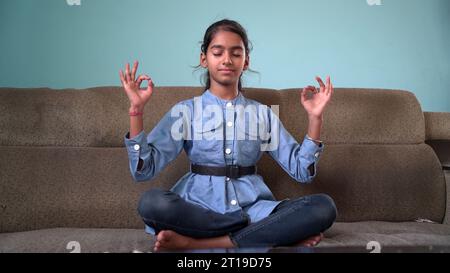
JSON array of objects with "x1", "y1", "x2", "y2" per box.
[
  {"x1": 224, "y1": 99, "x2": 240, "y2": 207},
  {"x1": 224, "y1": 101, "x2": 235, "y2": 165}
]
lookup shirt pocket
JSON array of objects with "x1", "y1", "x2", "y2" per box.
[
  {"x1": 238, "y1": 131, "x2": 262, "y2": 160},
  {"x1": 193, "y1": 121, "x2": 223, "y2": 154}
]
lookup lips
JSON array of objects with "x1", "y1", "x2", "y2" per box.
[{"x1": 219, "y1": 69, "x2": 234, "y2": 73}]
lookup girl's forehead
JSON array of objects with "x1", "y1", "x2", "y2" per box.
[{"x1": 209, "y1": 31, "x2": 244, "y2": 49}]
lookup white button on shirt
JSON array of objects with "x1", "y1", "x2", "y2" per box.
[
  {"x1": 226, "y1": 177, "x2": 231, "y2": 181},
  {"x1": 230, "y1": 200, "x2": 237, "y2": 205},
  {"x1": 227, "y1": 121, "x2": 233, "y2": 127},
  {"x1": 226, "y1": 102, "x2": 233, "y2": 107},
  {"x1": 133, "y1": 144, "x2": 140, "y2": 151},
  {"x1": 225, "y1": 148, "x2": 231, "y2": 154},
  {"x1": 314, "y1": 152, "x2": 320, "y2": 158}
]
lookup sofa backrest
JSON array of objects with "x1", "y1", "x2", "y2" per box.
[{"x1": 0, "y1": 86, "x2": 446, "y2": 232}]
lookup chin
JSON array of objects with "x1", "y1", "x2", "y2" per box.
[{"x1": 212, "y1": 77, "x2": 237, "y2": 86}]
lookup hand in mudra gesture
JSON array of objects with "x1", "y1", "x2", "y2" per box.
[
  {"x1": 119, "y1": 61, "x2": 154, "y2": 109},
  {"x1": 301, "y1": 76, "x2": 334, "y2": 119}
]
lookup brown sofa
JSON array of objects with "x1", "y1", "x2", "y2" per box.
[{"x1": 1, "y1": 86, "x2": 449, "y2": 253}]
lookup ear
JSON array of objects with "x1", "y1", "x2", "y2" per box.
[
  {"x1": 243, "y1": 55, "x2": 250, "y2": 71},
  {"x1": 200, "y1": 52, "x2": 207, "y2": 68}
]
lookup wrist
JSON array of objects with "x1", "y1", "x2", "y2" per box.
[
  {"x1": 306, "y1": 134, "x2": 323, "y2": 145},
  {"x1": 308, "y1": 114, "x2": 323, "y2": 121},
  {"x1": 129, "y1": 104, "x2": 144, "y2": 112},
  {"x1": 129, "y1": 105, "x2": 144, "y2": 116}
]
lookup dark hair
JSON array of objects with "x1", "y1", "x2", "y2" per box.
[{"x1": 194, "y1": 19, "x2": 256, "y2": 92}]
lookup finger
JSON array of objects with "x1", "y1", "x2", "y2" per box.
[
  {"x1": 125, "y1": 63, "x2": 131, "y2": 82},
  {"x1": 329, "y1": 82, "x2": 334, "y2": 96},
  {"x1": 119, "y1": 70, "x2": 126, "y2": 84},
  {"x1": 136, "y1": 74, "x2": 149, "y2": 85},
  {"x1": 325, "y1": 76, "x2": 331, "y2": 95},
  {"x1": 326, "y1": 76, "x2": 331, "y2": 95},
  {"x1": 131, "y1": 61, "x2": 138, "y2": 81},
  {"x1": 304, "y1": 85, "x2": 316, "y2": 94},
  {"x1": 316, "y1": 76, "x2": 326, "y2": 91}
]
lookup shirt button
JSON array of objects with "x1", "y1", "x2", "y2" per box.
[
  {"x1": 314, "y1": 152, "x2": 320, "y2": 158},
  {"x1": 227, "y1": 121, "x2": 233, "y2": 127},
  {"x1": 226, "y1": 102, "x2": 233, "y2": 107},
  {"x1": 230, "y1": 200, "x2": 237, "y2": 205},
  {"x1": 226, "y1": 177, "x2": 231, "y2": 181},
  {"x1": 133, "y1": 144, "x2": 140, "y2": 151},
  {"x1": 225, "y1": 148, "x2": 231, "y2": 154}
]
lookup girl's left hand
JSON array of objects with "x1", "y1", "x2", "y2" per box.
[{"x1": 300, "y1": 76, "x2": 334, "y2": 119}]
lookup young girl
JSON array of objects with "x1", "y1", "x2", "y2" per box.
[{"x1": 120, "y1": 19, "x2": 336, "y2": 252}]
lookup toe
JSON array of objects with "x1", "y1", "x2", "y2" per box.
[{"x1": 160, "y1": 230, "x2": 172, "y2": 242}]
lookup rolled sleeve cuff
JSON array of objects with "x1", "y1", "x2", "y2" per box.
[
  {"x1": 301, "y1": 136, "x2": 324, "y2": 157},
  {"x1": 124, "y1": 131, "x2": 150, "y2": 177},
  {"x1": 124, "y1": 131, "x2": 147, "y2": 153},
  {"x1": 300, "y1": 136, "x2": 325, "y2": 180}
]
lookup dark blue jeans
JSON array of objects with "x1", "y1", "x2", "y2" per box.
[{"x1": 137, "y1": 188, "x2": 337, "y2": 247}]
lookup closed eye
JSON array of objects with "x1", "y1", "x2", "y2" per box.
[{"x1": 213, "y1": 53, "x2": 242, "y2": 57}]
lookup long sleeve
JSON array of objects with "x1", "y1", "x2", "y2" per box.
[
  {"x1": 124, "y1": 105, "x2": 185, "y2": 182},
  {"x1": 266, "y1": 109, "x2": 324, "y2": 184}
]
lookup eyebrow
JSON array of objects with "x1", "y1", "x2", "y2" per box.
[{"x1": 210, "y1": 45, "x2": 244, "y2": 51}]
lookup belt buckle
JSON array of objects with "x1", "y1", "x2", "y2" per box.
[{"x1": 227, "y1": 165, "x2": 240, "y2": 179}]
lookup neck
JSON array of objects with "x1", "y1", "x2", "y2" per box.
[{"x1": 209, "y1": 82, "x2": 239, "y2": 100}]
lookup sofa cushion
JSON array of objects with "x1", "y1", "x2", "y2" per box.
[
  {"x1": 269, "y1": 144, "x2": 446, "y2": 222},
  {"x1": 0, "y1": 228, "x2": 154, "y2": 253},
  {"x1": 278, "y1": 88, "x2": 425, "y2": 144},
  {"x1": 0, "y1": 146, "x2": 188, "y2": 232},
  {"x1": 320, "y1": 221, "x2": 450, "y2": 248},
  {"x1": 1, "y1": 222, "x2": 449, "y2": 253}
]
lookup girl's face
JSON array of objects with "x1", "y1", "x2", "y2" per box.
[{"x1": 200, "y1": 30, "x2": 249, "y2": 89}]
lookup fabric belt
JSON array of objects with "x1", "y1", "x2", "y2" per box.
[{"x1": 191, "y1": 164, "x2": 257, "y2": 179}]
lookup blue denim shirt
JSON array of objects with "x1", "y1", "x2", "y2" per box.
[{"x1": 124, "y1": 89, "x2": 324, "y2": 235}]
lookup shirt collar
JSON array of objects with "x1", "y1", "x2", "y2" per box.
[{"x1": 202, "y1": 89, "x2": 245, "y2": 106}]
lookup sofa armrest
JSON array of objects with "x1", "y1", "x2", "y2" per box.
[
  {"x1": 424, "y1": 112, "x2": 450, "y2": 225},
  {"x1": 424, "y1": 112, "x2": 450, "y2": 168},
  {"x1": 424, "y1": 112, "x2": 450, "y2": 141}
]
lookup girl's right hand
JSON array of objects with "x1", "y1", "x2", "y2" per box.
[{"x1": 119, "y1": 61, "x2": 154, "y2": 110}]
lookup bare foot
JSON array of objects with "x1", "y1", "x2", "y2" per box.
[
  {"x1": 295, "y1": 233, "x2": 324, "y2": 247},
  {"x1": 153, "y1": 230, "x2": 235, "y2": 252},
  {"x1": 154, "y1": 230, "x2": 192, "y2": 252}
]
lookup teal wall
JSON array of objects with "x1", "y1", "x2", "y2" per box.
[{"x1": 1, "y1": 0, "x2": 449, "y2": 112}]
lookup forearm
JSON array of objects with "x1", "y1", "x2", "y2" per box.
[
  {"x1": 307, "y1": 115, "x2": 323, "y2": 145},
  {"x1": 129, "y1": 105, "x2": 144, "y2": 139}
]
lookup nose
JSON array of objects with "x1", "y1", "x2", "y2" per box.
[{"x1": 222, "y1": 52, "x2": 232, "y2": 65}]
